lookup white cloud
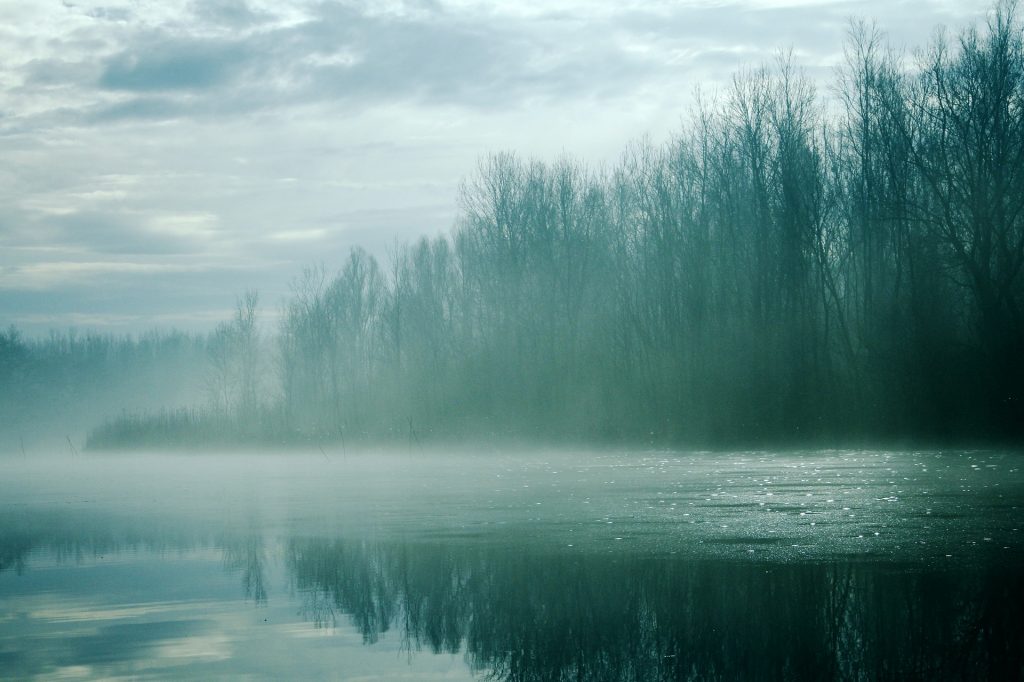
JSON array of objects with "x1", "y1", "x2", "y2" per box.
[{"x1": 0, "y1": 260, "x2": 217, "y2": 291}]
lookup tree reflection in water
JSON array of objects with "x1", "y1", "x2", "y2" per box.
[
  {"x1": 287, "y1": 539, "x2": 1024, "y2": 681},
  {"x1": 222, "y1": 534, "x2": 268, "y2": 604},
  {"x1": 2, "y1": 515, "x2": 1021, "y2": 681}
]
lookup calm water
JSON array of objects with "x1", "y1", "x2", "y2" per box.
[{"x1": 1, "y1": 449, "x2": 1022, "y2": 680}]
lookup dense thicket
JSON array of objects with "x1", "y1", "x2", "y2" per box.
[{"x1": 82, "y1": 4, "x2": 1024, "y2": 447}]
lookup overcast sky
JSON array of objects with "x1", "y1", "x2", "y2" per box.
[{"x1": 0, "y1": 0, "x2": 995, "y2": 335}]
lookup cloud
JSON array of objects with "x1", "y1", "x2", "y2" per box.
[
  {"x1": 0, "y1": 205, "x2": 220, "y2": 257},
  {"x1": 22, "y1": 58, "x2": 102, "y2": 89},
  {"x1": 80, "y1": 0, "x2": 977, "y2": 126},
  {"x1": 0, "y1": 261, "x2": 216, "y2": 291},
  {"x1": 85, "y1": 6, "x2": 134, "y2": 23},
  {"x1": 88, "y1": 96, "x2": 187, "y2": 122},
  {"x1": 190, "y1": 0, "x2": 273, "y2": 29},
  {"x1": 10, "y1": 310, "x2": 240, "y2": 329},
  {"x1": 98, "y1": 37, "x2": 254, "y2": 92},
  {"x1": 25, "y1": 0, "x2": 679, "y2": 125},
  {"x1": 12, "y1": 0, "x2": 989, "y2": 129}
]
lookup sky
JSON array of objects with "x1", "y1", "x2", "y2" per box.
[{"x1": 0, "y1": 0, "x2": 996, "y2": 335}]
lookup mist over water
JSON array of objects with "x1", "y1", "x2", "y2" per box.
[{"x1": 1, "y1": 450, "x2": 1022, "y2": 679}]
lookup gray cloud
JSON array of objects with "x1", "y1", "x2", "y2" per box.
[
  {"x1": 20, "y1": 0, "x2": 979, "y2": 129},
  {"x1": 85, "y1": 6, "x2": 134, "y2": 23},
  {"x1": 23, "y1": 58, "x2": 101, "y2": 88},
  {"x1": 48, "y1": 210, "x2": 213, "y2": 256},
  {"x1": 190, "y1": 0, "x2": 273, "y2": 29},
  {"x1": 89, "y1": 95, "x2": 188, "y2": 122},
  {"x1": 98, "y1": 36, "x2": 254, "y2": 91},
  {"x1": 40, "y1": 1, "x2": 673, "y2": 124}
]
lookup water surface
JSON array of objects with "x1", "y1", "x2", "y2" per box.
[{"x1": 1, "y1": 449, "x2": 1022, "y2": 679}]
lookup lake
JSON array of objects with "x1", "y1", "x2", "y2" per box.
[{"x1": 1, "y1": 449, "x2": 1022, "y2": 680}]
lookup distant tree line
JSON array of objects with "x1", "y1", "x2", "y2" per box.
[
  {"x1": 85, "y1": 3, "x2": 1024, "y2": 448},
  {"x1": 0, "y1": 326, "x2": 208, "y2": 452}
]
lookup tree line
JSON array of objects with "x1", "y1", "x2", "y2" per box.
[
  {"x1": 0, "y1": 326, "x2": 208, "y2": 452},
  {"x1": 83, "y1": 3, "x2": 1024, "y2": 447}
]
